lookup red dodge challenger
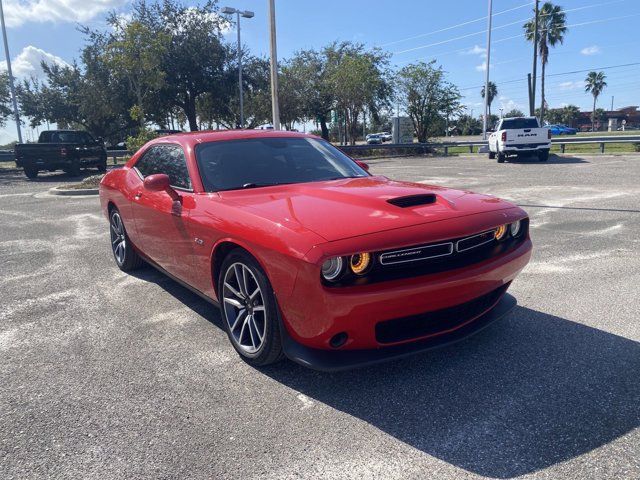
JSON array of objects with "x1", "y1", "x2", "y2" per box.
[{"x1": 100, "y1": 130, "x2": 532, "y2": 370}]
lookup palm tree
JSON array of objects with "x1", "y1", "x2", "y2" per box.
[
  {"x1": 481, "y1": 81, "x2": 498, "y2": 118},
  {"x1": 524, "y1": 2, "x2": 567, "y2": 124},
  {"x1": 585, "y1": 71, "x2": 607, "y2": 132}
]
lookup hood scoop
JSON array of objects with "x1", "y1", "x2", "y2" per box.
[{"x1": 387, "y1": 194, "x2": 437, "y2": 208}]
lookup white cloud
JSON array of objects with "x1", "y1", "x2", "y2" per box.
[
  {"x1": 475, "y1": 61, "x2": 493, "y2": 72},
  {"x1": 3, "y1": 0, "x2": 128, "y2": 27},
  {"x1": 0, "y1": 45, "x2": 69, "y2": 80},
  {"x1": 462, "y1": 45, "x2": 487, "y2": 57},
  {"x1": 580, "y1": 45, "x2": 601, "y2": 56},
  {"x1": 559, "y1": 80, "x2": 585, "y2": 91}
]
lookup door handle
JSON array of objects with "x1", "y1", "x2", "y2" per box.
[{"x1": 134, "y1": 192, "x2": 142, "y2": 200}]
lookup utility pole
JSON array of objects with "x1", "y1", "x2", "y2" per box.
[
  {"x1": 268, "y1": 0, "x2": 280, "y2": 130},
  {"x1": 530, "y1": 0, "x2": 540, "y2": 117},
  {"x1": 0, "y1": 0, "x2": 22, "y2": 143},
  {"x1": 482, "y1": 0, "x2": 493, "y2": 140},
  {"x1": 222, "y1": 7, "x2": 254, "y2": 128},
  {"x1": 611, "y1": 96, "x2": 614, "y2": 111}
]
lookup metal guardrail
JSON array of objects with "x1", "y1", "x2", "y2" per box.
[
  {"x1": 106, "y1": 150, "x2": 131, "y2": 165},
  {"x1": 339, "y1": 135, "x2": 640, "y2": 156}
]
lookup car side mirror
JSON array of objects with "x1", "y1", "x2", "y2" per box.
[
  {"x1": 143, "y1": 174, "x2": 181, "y2": 201},
  {"x1": 355, "y1": 160, "x2": 370, "y2": 171}
]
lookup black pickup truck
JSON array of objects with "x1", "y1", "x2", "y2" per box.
[{"x1": 15, "y1": 130, "x2": 108, "y2": 179}]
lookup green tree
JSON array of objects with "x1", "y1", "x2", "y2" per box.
[
  {"x1": 286, "y1": 49, "x2": 334, "y2": 139},
  {"x1": 0, "y1": 72, "x2": 13, "y2": 126},
  {"x1": 397, "y1": 61, "x2": 462, "y2": 143},
  {"x1": 480, "y1": 81, "x2": 497, "y2": 118},
  {"x1": 278, "y1": 62, "x2": 306, "y2": 130},
  {"x1": 326, "y1": 43, "x2": 390, "y2": 145},
  {"x1": 103, "y1": 20, "x2": 169, "y2": 127},
  {"x1": 504, "y1": 108, "x2": 525, "y2": 118},
  {"x1": 524, "y1": 2, "x2": 567, "y2": 124},
  {"x1": 560, "y1": 105, "x2": 581, "y2": 127},
  {"x1": 455, "y1": 114, "x2": 482, "y2": 135},
  {"x1": 585, "y1": 71, "x2": 607, "y2": 132}
]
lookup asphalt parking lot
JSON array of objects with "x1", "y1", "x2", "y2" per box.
[{"x1": 1, "y1": 153, "x2": 639, "y2": 479}]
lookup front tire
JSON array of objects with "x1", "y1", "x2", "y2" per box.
[
  {"x1": 218, "y1": 249, "x2": 284, "y2": 367},
  {"x1": 97, "y1": 155, "x2": 107, "y2": 172},
  {"x1": 24, "y1": 167, "x2": 38, "y2": 179},
  {"x1": 497, "y1": 153, "x2": 506, "y2": 163},
  {"x1": 109, "y1": 208, "x2": 144, "y2": 272}
]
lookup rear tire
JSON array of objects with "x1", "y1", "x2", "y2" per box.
[
  {"x1": 68, "y1": 159, "x2": 81, "y2": 177},
  {"x1": 218, "y1": 249, "x2": 284, "y2": 367},
  {"x1": 488, "y1": 151, "x2": 496, "y2": 159},
  {"x1": 24, "y1": 167, "x2": 38, "y2": 179},
  {"x1": 538, "y1": 150, "x2": 549, "y2": 162},
  {"x1": 109, "y1": 208, "x2": 144, "y2": 272},
  {"x1": 497, "y1": 153, "x2": 506, "y2": 163}
]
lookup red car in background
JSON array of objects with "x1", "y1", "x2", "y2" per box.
[{"x1": 99, "y1": 130, "x2": 532, "y2": 371}]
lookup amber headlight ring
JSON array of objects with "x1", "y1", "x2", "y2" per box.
[{"x1": 349, "y1": 252, "x2": 372, "y2": 275}]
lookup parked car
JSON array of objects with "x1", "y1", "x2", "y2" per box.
[
  {"x1": 15, "y1": 130, "x2": 107, "y2": 179},
  {"x1": 548, "y1": 124, "x2": 577, "y2": 135},
  {"x1": 99, "y1": 130, "x2": 532, "y2": 370},
  {"x1": 557, "y1": 124, "x2": 577, "y2": 135},
  {"x1": 489, "y1": 117, "x2": 551, "y2": 163},
  {"x1": 366, "y1": 134, "x2": 383, "y2": 145},
  {"x1": 380, "y1": 132, "x2": 392, "y2": 142}
]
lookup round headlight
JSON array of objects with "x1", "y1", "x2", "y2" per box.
[
  {"x1": 349, "y1": 252, "x2": 372, "y2": 275},
  {"x1": 321, "y1": 257, "x2": 344, "y2": 282},
  {"x1": 510, "y1": 220, "x2": 522, "y2": 237},
  {"x1": 494, "y1": 224, "x2": 508, "y2": 241}
]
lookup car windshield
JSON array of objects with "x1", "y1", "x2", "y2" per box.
[
  {"x1": 195, "y1": 137, "x2": 368, "y2": 192},
  {"x1": 501, "y1": 118, "x2": 539, "y2": 129}
]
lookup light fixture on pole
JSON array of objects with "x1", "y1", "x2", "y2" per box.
[
  {"x1": 221, "y1": 6, "x2": 254, "y2": 129},
  {"x1": 268, "y1": 0, "x2": 280, "y2": 130},
  {"x1": 0, "y1": 0, "x2": 22, "y2": 143},
  {"x1": 482, "y1": 0, "x2": 493, "y2": 140}
]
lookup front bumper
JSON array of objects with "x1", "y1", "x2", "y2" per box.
[
  {"x1": 279, "y1": 236, "x2": 531, "y2": 350},
  {"x1": 282, "y1": 293, "x2": 517, "y2": 371}
]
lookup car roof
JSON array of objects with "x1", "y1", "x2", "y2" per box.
[{"x1": 152, "y1": 129, "x2": 319, "y2": 147}]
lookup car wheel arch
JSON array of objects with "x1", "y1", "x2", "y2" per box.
[{"x1": 210, "y1": 240, "x2": 270, "y2": 298}]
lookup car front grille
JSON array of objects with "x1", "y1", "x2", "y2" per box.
[
  {"x1": 329, "y1": 218, "x2": 528, "y2": 287},
  {"x1": 374, "y1": 283, "x2": 510, "y2": 344}
]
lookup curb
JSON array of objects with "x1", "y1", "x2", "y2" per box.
[{"x1": 49, "y1": 186, "x2": 99, "y2": 196}]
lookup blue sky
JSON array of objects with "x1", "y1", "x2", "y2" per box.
[{"x1": 2, "y1": 0, "x2": 639, "y2": 142}]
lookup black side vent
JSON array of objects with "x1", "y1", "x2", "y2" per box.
[{"x1": 387, "y1": 194, "x2": 437, "y2": 208}]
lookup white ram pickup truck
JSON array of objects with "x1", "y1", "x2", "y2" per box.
[{"x1": 488, "y1": 117, "x2": 551, "y2": 163}]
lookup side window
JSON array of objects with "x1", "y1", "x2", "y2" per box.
[{"x1": 135, "y1": 145, "x2": 192, "y2": 190}]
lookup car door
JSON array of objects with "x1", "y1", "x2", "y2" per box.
[{"x1": 130, "y1": 144, "x2": 197, "y2": 282}]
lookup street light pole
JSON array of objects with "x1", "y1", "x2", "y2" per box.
[
  {"x1": 530, "y1": 0, "x2": 540, "y2": 117},
  {"x1": 268, "y1": 0, "x2": 280, "y2": 130},
  {"x1": 482, "y1": 0, "x2": 493, "y2": 140},
  {"x1": 222, "y1": 7, "x2": 254, "y2": 129},
  {"x1": 236, "y1": 11, "x2": 243, "y2": 127},
  {"x1": 0, "y1": 0, "x2": 22, "y2": 143}
]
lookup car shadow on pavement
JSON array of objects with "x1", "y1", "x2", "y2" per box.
[
  {"x1": 260, "y1": 306, "x2": 640, "y2": 478},
  {"x1": 121, "y1": 267, "x2": 639, "y2": 478},
  {"x1": 507, "y1": 154, "x2": 589, "y2": 164}
]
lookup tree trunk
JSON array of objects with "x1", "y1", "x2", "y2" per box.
[
  {"x1": 319, "y1": 116, "x2": 329, "y2": 140},
  {"x1": 184, "y1": 95, "x2": 199, "y2": 132},
  {"x1": 592, "y1": 96, "x2": 597, "y2": 132},
  {"x1": 539, "y1": 60, "x2": 546, "y2": 124}
]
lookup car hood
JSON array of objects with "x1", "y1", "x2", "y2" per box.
[{"x1": 219, "y1": 175, "x2": 516, "y2": 242}]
